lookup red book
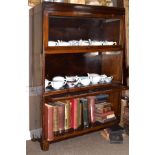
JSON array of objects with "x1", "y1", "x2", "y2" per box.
[
  {"x1": 95, "y1": 111, "x2": 114, "y2": 118},
  {"x1": 44, "y1": 104, "x2": 54, "y2": 141},
  {"x1": 70, "y1": 98, "x2": 78, "y2": 129},
  {"x1": 87, "y1": 96, "x2": 95, "y2": 124}
]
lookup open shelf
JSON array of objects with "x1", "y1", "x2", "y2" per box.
[
  {"x1": 49, "y1": 119, "x2": 118, "y2": 143},
  {"x1": 44, "y1": 82, "x2": 128, "y2": 101},
  {"x1": 45, "y1": 45, "x2": 123, "y2": 54}
]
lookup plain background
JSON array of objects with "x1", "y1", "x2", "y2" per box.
[{"x1": 0, "y1": 0, "x2": 155, "y2": 154}]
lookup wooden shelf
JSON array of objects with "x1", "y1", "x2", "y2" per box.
[
  {"x1": 44, "y1": 83, "x2": 128, "y2": 101},
  {"x1": 49, "y1": 119, "x2": 118, "y2": 143},
  {"x1": 45, "y1": 45, "x2": 123, "y2": 54}
]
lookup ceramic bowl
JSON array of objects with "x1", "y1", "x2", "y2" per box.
[
  {"x1": 100, "y1": 74, "x2": 107, "y2": 83},
  {"x1": 104, "y1": 76, "x2": 113, "y2": 83},
  {"x1": 51, "y1": 80, "x2": 66, "y2": 90},
  {"x1": 87, "y1": 73, "x2": 101, "y2": 84},
  {"x1": 79, "y1": 76, "x2": 91, "y2": 86},
  {"x1": 52, "y1": 76, "x2": 65, "y2": 82}
]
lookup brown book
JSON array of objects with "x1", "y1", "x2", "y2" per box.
[
  {"x1": 95, "y1": 102, "x2": 112, "y2": 109},
  {"x1": 44, "y1": 103, "x2": 54, "y2": 141},
  {"x1": 87, "y1": 96, "x2": 95, "y2": 124},
  {"x1": 55, "y1": 101, "x2": 65, "y2": 134},
  {"x1": 64, "y1": 100, "x2": 71, "y2": 131},
  {"x1": 95, "y1": 111, "x2": 114, "y2": 117},
  {"x1": 51, "y1": 103, "x2": 59, "y2": 135}
]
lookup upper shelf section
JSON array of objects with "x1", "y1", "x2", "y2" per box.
[{"x1": 42, "y1": 2, "x2": 125, "y2": 54}]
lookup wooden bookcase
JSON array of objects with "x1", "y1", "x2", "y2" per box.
[{"x1": 29, "y1": 2, "x2": 128, "y2": 151}]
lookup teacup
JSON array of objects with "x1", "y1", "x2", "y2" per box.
[
  {"x1": 79, "y1": 76, "x2": 91, "y2": 86},
  {"x1": 100, "y1": 74, "x2": 107, "y2": 83},
  {"x1": 69, "y1": 40, "x2": 79, "y2": 46},
  {"x1": 48, "y1": 41, "x2": 57, "y2": 46},
  {"x1": 45, "y1": 79, "x2": 51, "y2": 88},
  {"x1": 104, "y1": 76, "x2": 113, "y2": 83},
  {"x1": 79, "y1": 40, "x2": 90, "y2": 46},
  {"x1": 65, "y1": 76, "x2": 79, "y2": 88},
  {"x1": 57, "y1": 40, "x2": 70, "y2": 46},
  {"x1": 51, "y1": 80, "x2": 66, "y2": 90},
  {"x1": 52, "y1": 76, "x2": 65, "y2": 82},
  {"x1": 87, "y1": 73, "x2": 101, "y2": 84},
  {"x1": 90, "y1": 40, "x2": 103, "y2": 46}
]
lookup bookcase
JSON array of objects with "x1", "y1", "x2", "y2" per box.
[{"x1": 29, "y1": 2, "x2": 128, "y2": 151}]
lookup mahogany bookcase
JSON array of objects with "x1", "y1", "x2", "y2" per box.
[{"x1": 29, "y1": 2, "x2": 128, "y2": 151}]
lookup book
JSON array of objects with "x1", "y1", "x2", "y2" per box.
[
  {"x1": 109, "y1": 133, "x2": 123, "y2": 144},
  {"x1": 51, "y1": 103, "x2": 59, "y2": 136},
  {"x1": 55, "y1": 101, "x2": 65, "y2": 134},
  {"x1": 95, "y1": 110, "x2": 114, "y2": 115},
  {"x1": 95, "y1": 94, "x2": 109, "y2": 103},
  {"x1": 64, "y1": 100, "x2": 71, "y2": 131},
  {"x1": 44, "y1": 103, "x2": 54, "y2": 141},
  {"x1": 70, "y1": 98, "x2": 79, "y2": 130},
  {"x1": 77, "y1": 99, "x2": 82, "y2": 128},
  {"x1": 80, "y1": 98, "x2": 89, "y2": 128},
  {"x1": 87, "y1": 96, "x2": 95, "y2": 124},
  {"x1": 95, "y1": 102, "x2": 112, "y2": 109}
]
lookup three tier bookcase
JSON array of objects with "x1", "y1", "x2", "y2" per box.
[{"x1": 29, "y1": 2, "x2": 128, "y2": 151}]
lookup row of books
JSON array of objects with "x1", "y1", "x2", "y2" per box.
[{"x1": 44, "y1": 95, "x2": 116, "y2": 141}]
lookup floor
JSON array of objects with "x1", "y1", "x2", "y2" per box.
[{"x1": 26, "y1": 131, "x2": 129, "y2": 155}]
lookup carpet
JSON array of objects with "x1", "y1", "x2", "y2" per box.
[{"x1": 26, "y1": 131, "x2": 129, "y2": 155}]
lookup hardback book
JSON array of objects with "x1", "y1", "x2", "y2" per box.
[
  {"x1": 64, "y1": 100, "x2": 71, "y2": 131},
  {"x1": 51, "y1": 103, "x2": 59, "y2": 136},
  {"x1": 95, "y1": 94, "x2": 109, "y2": 103},
  {"x1": 44, "y1": 103, "x2": 54, "y2": 141},
  {"x1": 109, "y1": 133, "x2": 123, "y2": 144},
  {"x1": 95, "y1": 110, "x2": 114, "y2": 117},
  {"x1": 55, "y1": 101, "x2": 65, "y2": 134},
  {"x1": 80, "y1": 98, "x2": 89, "y2": 128},
  {"x1": 95, "y1": 102, "x2": 112, "y2": 109},
  {"x1": 77, "y1": 99, "x2": 82, "y2": 128},
  {"x1": 95, "y1": 115, "x2": 116, "y2": 123},
  {"x1": 70, "y1": 98, "x2": 79, "y2": 130},
  {"x1": 95, "y1": 106, "x2": 112, "y2": 114},
  {"x1": 87, "y1": 96, "x2": 95, "y2": 124}
]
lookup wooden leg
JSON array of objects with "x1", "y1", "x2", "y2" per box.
[{"x1": 41, "y1": 140, "x2": 49, "y2": 151}]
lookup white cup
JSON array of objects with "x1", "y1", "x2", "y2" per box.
[
  {"x1": 51, "y1": 80, "x2": 66, "y2": 90},
  {"x1": 87, "y1": 73, "x2": 101, "y2": 84},
  {"x1": 79, "y1": 76, "x2": 91, "y2": 86}
]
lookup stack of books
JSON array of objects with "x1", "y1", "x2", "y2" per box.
[
  {"x1": 94, "y1": 102, "x2": 116, "y2": 123},
  {"x1": 100, "y1": 125, "x2": 125, "y2": 144}
]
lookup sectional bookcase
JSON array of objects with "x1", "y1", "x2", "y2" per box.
[{"x1": 29, "y1": 2, "x2": 128, "y2": 151}]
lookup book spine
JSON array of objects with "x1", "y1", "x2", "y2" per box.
[
  {"x1": 81, "y1": 98, "x2": 89, "y2": 128},
  {"x1": 88, "y1": 96, "x2": 95, "y2": 124},
  {"x1": 44, "y1": 104, "x2": 54, "y2": 141},
  {"x1": 64, "y1": 100, "x2": 71, "y2": 131},
  {"x1": 57, "y1": 103, "x2": 65, "y2": 134},
  {"x1": 77, "y1": 99, "x2": 82, "y2": 128},
  {"x1": 95, "y1": 111, "x2": 114, "y2": 117},
  {"x1": 71, "y1": 98, "x2": 78, "y2": 130},
  {"x1": 53, "y1": 105, "x2": 59, "y2": 135}
]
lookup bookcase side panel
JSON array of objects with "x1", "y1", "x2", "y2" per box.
[{"x1": 29, "y1": 5, "x2": 43, "y2": 135}]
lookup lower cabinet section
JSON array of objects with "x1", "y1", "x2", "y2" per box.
[{"x1": 41, "y1": 93, "x2": 121, "y2": 150}]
